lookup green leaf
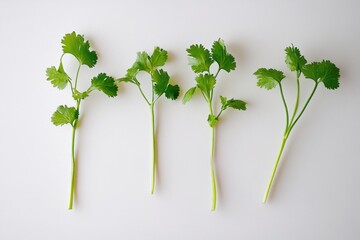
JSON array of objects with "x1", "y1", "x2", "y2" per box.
[
  {"x1": 195, "y1": 73, "x2": 216, "y2": 100},
  {"x1": 220, "y1": 96, "x2": 227, "y2": 106},
  {"x1": 134, "y1": 51, "x2": 151, "y2": 73},
  {"x1": 91, "y1": 73, "x2": 118, "y2": 97},
  {"x1": 51, "y1": 105, "x2": 78, "y2": 126},
  {"x1": 117, "y1": 66, "x2": 139, "y2": 84},
  {"x1": 318, "y1": 60, "x2": 340, "y2": 90},
  {"x1": 165, "y1": 84, "x2": 180, "y2": 100},
  {"x1": 303, "y1": 60, "x2": 340, "y2": 89},
  {"x1": 125, "y1": 66, "x2": 139, "y2": 80},
  {"x1": 207, "y1": 114, "x2": 218, "y2": 128},
  {"x1": 153, "y1": 69, "x2": 170, "y2": 96},
  {"x1": 72, "y1": 89, "x2": 89, "y2": 100},
  {"x1": 254, "y1": 68, "x2": 285, "y2": 90},
  {"x1": 150, "y1": 47, "x2": 168, "y2": 68},
  {"x1": 182, "y1": 87, "x2": 197, "y2": 104},
  {"x1": 46, "y1": 64, "x2": 69, "y2": 89},
  {"x1": 285, "y1": 45, "x2": 307, "y2": 72},
  {"x1": 211, "y1": 39, "x2": 236, "y2": 72},
  {"x1": 301, "y1": 62, "x2": 319, "y2": 81},
  {"x1": 61, "y1": 31, "x2": 98, "y2": 68},
  {"x1": 226, "y1": 99, "x2": 247, "y2": 110},
  {"x1": 187, "y1": 44, "x2": 213, "y2": 73},
  {"x1": 220, "y1": 96, "x2": 247, "y2": 111}
]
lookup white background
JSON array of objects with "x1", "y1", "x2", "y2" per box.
[{"x1": 0, "y1": 0, "x2": 359, "y2": 239}]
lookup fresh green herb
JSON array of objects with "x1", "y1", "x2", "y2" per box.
[
  {"x1": 183, "y1": 39, "x2": 247, "y2": 211},
  {"x1": 118, "y1": 47, "x2": 180, "y2": 194},
  {"x1": 254, "y1": 45, "x2": 340, "y2": 203},
  {"x1": 46, "y1": 32, "x2": 118, "y2": 209}
]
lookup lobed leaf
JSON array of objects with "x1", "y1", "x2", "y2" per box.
[
  {"x1": 301, "y1": 62, "x2": 319, "y2": 81},
  {"x1": 153, "y1": 69, "x2": 170, "y2": 96},
  {"x1": 46, "y1": 64, "x2": 69, "y2": 89},
  {"x1": 134, "y1": 51, "x2": 151, "y2": 73},
  {"x1": 187, "y1": 44, "x2": 213, "y2": 73},
  {"x1": 195, "y1": 73, "x2": 216, "y2": 100},
  {"x1": 254, "y1": 68, "x2": 285, "y2": 90},
  {"x1": 303, "y1": 60, "x2": 340, "y2": 90},
  {"x1": 91, "y1": 73, "x2": 118, "y2": 97},
  {"x1": 150, "y1": 47, "x2": 168, "y2": 68},
  {"x1": 220, "y1": 96, "x2": 227, "y2": 106},
  {"x1": 51, "y1": 105, "x2": 78, "y2": 126},
  {"x1": 165, "y1": 84, "x2": 180, "y2": 100},
  {"x1": 285, "y1": 45, "x2": 307, "y2": 72},
  {"x1": 125, "y1": 66, "x2": 139, "y2": 80},
  {"x1": 211, "y1": 39, "x2": 236, "y2": 72},
  {"x1": 220, "y1": 96, "x2": 247, "y2": 111},
  {"x1": 61, "y1": 31, "x2": 98, "y2": 68},
  {"x1": 226, "y1": 99, "x2": 247, "y2": 110}
]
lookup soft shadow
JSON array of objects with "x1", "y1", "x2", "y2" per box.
[
  {"x1": 167, "y1": 50, "x2": 175, "y2": 62},
  {"x1": 227, "y1": 40, "x2": 250, "y2": 70}
]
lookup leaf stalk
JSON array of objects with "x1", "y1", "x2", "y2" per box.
[
  {"x1": 150, "y1": 103, "x2": 157, "y2": 194},
  {"x1": 69, "y1": 99, "x2": 81, "y2": 210},
  {"x1": 209, "y1": 100, "x2": 217, "y2": 211},
  {"x1": 263, "y1": 81, "x2": 318, "y2": 203}
]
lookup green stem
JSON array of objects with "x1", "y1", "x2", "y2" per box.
[
  {"x1": 68, "y1": 80, "x2": 75, "y2": 95},
  {"x1": 263, "y1": 82, "x2": 318, "y2": 204},
  {"x1": 263, "y1": 134, "x2": 288, "y2": 204},
  {"x1": 74, "y1": 64, "x2": 81, "y2": 89},
  {"x1": 279, "y1": 83, "x2": 289, "y2": 128},
  {"x1": 209, "y1": 101, "x2": 217, "y2": 211},
  {"x1": 153, "y1": 94, "x2": 162, "y2": 104},
  {"x1": 263, "y1": 74, "x2": 298, "y2": 204},
  {"x1": 150, "y1": 104, "x2": 157, "y2": 194},
  {"x1": 69, "y1": 100, "x2": 80, "y2": 210},
  {"x1": 214, "y1": 68, "x2": 221, "y2": 78},
  {"x1": 289, "y1": 73, "x2": 300, "y2": 126},
  {"x1": 200, "y1": 91, "x2": 209, "y2": 102},
  {"x1": 287, "y1": 83, "x2": 318, "y2": 136},
  {"x1": 137, "y1": 84, "x2": 150, "y2": 106},
  {"x1": 69, "y1": 125, "x2": 76, "y2": 210},
  {"x1": 210, "y1": 126, "x2": 217, "y2": 211},
  {"x1": 68, "y1": 60, "x2": 82, "y2": 210},
  {"x1": 216, "y1": 108, "x2": 224, "y2": 119},
  {"x1": 210, "y1": 69, "x2": 221, "y2": 101}
]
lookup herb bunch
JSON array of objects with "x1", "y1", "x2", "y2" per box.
[
  {"x1": 183, "y1": 39, "x2": 247, "y2": 211},
  {"x1": 118, "y1": 47, "x2": 180, "y2": 194},
  {"x1": 46, "y1": 32, "x2": 118, "y2": 209},
  {"x1": 254, "y1": 45, "x2": 340, "y2": 203}
]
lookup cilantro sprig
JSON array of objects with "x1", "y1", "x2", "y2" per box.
[
  {"x1": 118, "y1": 47, "x2": 180, "y2": 194},
  {"x1": 254, "y1": 45, "x2": 340, "y2": 203},
  {"x1": 46, "y1": 32, "x2": 118, "y2": 209},
  {"x1": 183, "y1": 39, "x2": 247, "y2": 211}
]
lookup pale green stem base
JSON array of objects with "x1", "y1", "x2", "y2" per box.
[
  {"x1": 263, "y1": 135, "x2": 288, "y2": 204},
  {"x1": 211, "y1": 126, "x2": 217, "y2": 211},
  {"x1": 262, "y1": 83, "x2": 318, "y2": 203},
  {"x1": 69, "y1": 100, "x2": 80, "y2": 210},
  {"x1": 150, "y1": 104, "x2": 157, "y2": 195},
  {"x1": 69, "y1": 124, "x2": 77, "y2": 210}
]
